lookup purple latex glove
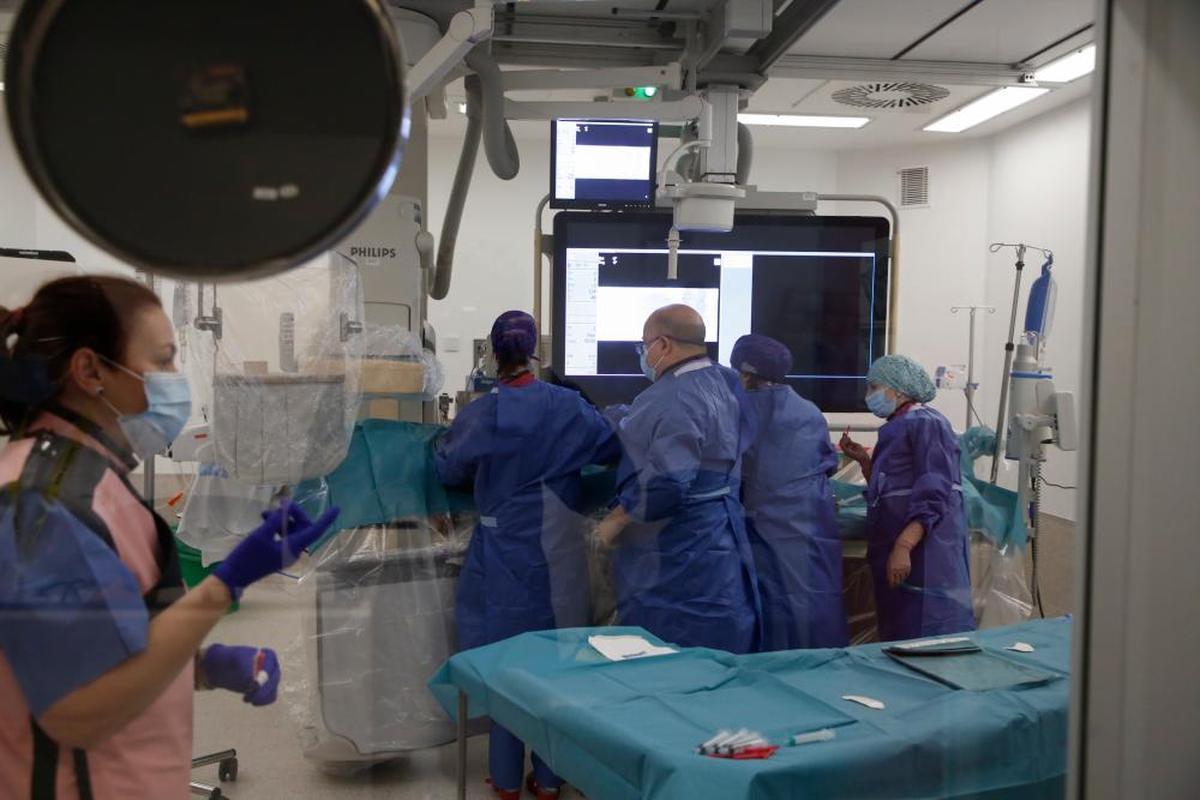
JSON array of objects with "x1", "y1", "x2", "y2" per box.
[
  {"x1": 213, "y1": 502, "x2": 339, "y2": 598},
  {"x1": 200, "y1": 644, "x2": 281, "y2": 706}
]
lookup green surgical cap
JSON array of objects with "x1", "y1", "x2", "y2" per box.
[{"x1": 867, "y1": 354, "x2": 937, "y2": 404}]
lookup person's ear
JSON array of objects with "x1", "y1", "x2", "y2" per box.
[{"x1": 67, "y1": 348, "x2": 106, "y2": 397}]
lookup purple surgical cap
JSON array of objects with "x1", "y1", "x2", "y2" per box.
[
  {"x1": 490, "y1": 310, "x2": 538, "y2": 363},
  {"x1": 730, "y1": 334, "x2": 793, "y2": 383}
]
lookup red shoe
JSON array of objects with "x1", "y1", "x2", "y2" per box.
[
  {"x1": 485, "y1": 777, "x2": 522, "y2": 800},
  {"x1": 525, "y1": 773, "x2": 562, "y2": 799}
]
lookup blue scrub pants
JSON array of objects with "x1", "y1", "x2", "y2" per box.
[{"x1": 490, "y1": 722, "x2": 562, "y2": 792}]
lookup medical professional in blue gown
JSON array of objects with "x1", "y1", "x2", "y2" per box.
[
  {"x1": 839, "y1": 355, "x2": 975, "y2": 642},
  {"x1": 435, "y1": 311, "x2": 620, "y2": 800},
  {"x1": 597, "y1": 305, "x2": 761, "y2": 655},
  {"x1": 730, "y1": 335, "x2": 848, "y2": 650}
]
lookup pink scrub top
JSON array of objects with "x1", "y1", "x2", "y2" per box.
[{"x1": 0, "y1": 413, "x2": 194, "y2": 799}]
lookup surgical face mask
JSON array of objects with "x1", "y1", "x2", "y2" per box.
[
  {"x1": 100, "y1": 358, "x2": 192, "y2": 458},
  {"x1": 866, "y1": 389, "x2": 897, "y2": 419},
  {"x1": 638, "y1": 338, "x2": 664, "y2": 382}
]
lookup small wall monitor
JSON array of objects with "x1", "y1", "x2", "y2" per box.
[
  {"x1": 551, "y1": 118, "x2": 658, "y2": 209},
  {"x1": 551, "y1": 211, "x2": 892, "y2": 412}
]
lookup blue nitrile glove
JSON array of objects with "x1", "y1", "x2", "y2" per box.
[
  {"x1": 200, "y1": 644, "x2": 281, "y2": 706},
  {"x1": 212, "y1": 502, "x2": 339, "y2": 598}
]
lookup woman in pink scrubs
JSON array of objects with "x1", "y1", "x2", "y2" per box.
[{"x1": 0, "y1": 276, "x2": 337, "y2": 799}]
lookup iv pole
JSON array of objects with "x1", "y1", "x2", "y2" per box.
[
  {"x1": 950, "y1": 304, "x2": 995, "y2": 431},
  {"x1": 987, "y1": 242, "x2": 1053, "y2": 484}
]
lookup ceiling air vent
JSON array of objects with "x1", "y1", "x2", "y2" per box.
[
  {"x1": 832, "y1": 82, "x2": 950, "y2": 110},
  {"x1": 898, "y1": 166, "x2": 930, "y2": 209}
]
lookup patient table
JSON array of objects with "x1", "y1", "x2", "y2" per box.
[{"x1": 430, "y1": 618, "x2": 1070, "y2": 800}]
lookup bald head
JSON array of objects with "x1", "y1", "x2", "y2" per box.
[
  {"x1": 641, "y1": 304, "x2": 707, "y2": 378},
  {"x1": 644, "y1": 304, "x2": 706, "y2": 346}
]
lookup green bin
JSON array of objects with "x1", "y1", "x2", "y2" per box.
[{"x1": 176, "y1": 539, "x2": 239, "y2": 613}]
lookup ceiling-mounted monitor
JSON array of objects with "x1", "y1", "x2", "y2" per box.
[
  {"x1": 550, "y1": 119, "x2": 658, "y2": 209},
  {"x1": 552, "y1": 211, "x2": 891, "y2": 412}
]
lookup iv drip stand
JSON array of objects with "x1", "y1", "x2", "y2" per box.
[
  {"x1": 950, "y1": 304, "x2": 995, "y2": 431},
  {"x1": 987, "y1": 242, "x2": 1053, "y2": 484}
]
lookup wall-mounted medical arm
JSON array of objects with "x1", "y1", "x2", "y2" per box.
[{"x1": 406, "y1": 3, "x2": 496, "y2": 102}]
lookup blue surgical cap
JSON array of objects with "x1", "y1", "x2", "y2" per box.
[
  {"x1": 867, "y1": 354, "x2": 937, "y2": 404},
  {"x1": 730, "y1": 334, "x2": 793, "y2": 384},
  {"x1": 490, "y1": 310, "x2": 538, "y2": 363}
]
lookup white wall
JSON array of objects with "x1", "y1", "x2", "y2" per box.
[
  {"x1": 744, "y1": 144, "x2": 838, "y2": 194},
  {"x1": 833, "y1": 139, "x2": 993, "y2": 431},
  {"x1": 984, "y1": 100, "x2": 1091, "y2": 518}
]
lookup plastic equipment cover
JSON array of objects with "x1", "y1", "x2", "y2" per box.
[
  {"x1": 359, "y1": 324, "x2": 445, "y2": 400},
  {"x1": 278, "y1": 420, "x2": 622, "y2": 766},
  {"x1": 297, "y1": 420, "x2": 472, "y2": 541},
  {"x1": 175, "y1": 469, "x2": 328, "y2": 567},
  {"x1": 282, "y1": 515, "x2": 478, "y2": 768},
  {"x1": 960, "y1": 427, "x2": 1034, "y2": 628},
  {"x1": 179, "y1": 252, "x2": 365, "y2": 485}
]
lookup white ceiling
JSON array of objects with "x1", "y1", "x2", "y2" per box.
[
  {"x1": 0, "y1": 0, "x2": 1096, "y2": 154},
  {"x1": 736, "y1": 0, "x2": 1095, "y2": 149},
  {"x1": 783, "y1": 0, "x2": 967, "y2": 59},
  {"x1": 896, "y1": 0, "x2": 1093, "y2": 63},
  {"x1": 425, "y1": 75, "x2": 1093, "y2": 152}
]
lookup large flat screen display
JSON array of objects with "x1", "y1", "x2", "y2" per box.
[{"x1": 552, "y1": 211, "x2": 891, "y2": 412}]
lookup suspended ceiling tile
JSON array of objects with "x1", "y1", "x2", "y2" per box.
[
  {"x1": 743, "y1": 77, "x2": 831, "y2": 112},
  {"x1": 786, "y1": 0, "x2": 969, "y2": 59},
  {"x1": 901, "y1": 0, "x2": 1094, "y2": 64},
  {"x1": 790, "y1": 79, "x2": 985, "y2": 117}
]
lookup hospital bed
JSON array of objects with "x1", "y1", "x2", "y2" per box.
[{"x1": 430, "y1": 617, "x2": 1071, "y2": 800}]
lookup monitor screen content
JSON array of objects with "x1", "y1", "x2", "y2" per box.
[
  {"x1": 552, "y1": 212, "x2": 891, "y2": 412},
  {"x1": 551, "y1": 119, "x2": 657, "y2": 209}
]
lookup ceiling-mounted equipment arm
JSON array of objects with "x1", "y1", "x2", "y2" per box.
[
  {"x1": 464, "y1": 47, "x2": 520, "y2": 180},
  {"x1": 744, "y1": 0, "x2": 842, "y2": 74},
  {"x1": 431, "y1": 78, "x2": 484, "y2": 301},
  {"x1": 406, "y1": 1, "x2": 497, "y2": 102}
]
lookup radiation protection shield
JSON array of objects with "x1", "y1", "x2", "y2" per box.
[{"x1": 3, "y1": 0, "x2": 408, "y2": 281}]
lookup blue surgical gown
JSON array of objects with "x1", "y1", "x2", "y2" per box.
[
  {"x1": 612, "y1": 360, "x2": 761, "y2": 654},
  {"x1": 866, "y1": 405, "x2": 975, "y2": 641},
  {"x1": 741, "y1": 385, "x2": 847, "y2": 650},
  {"x1": 435, "y1": 379, "x2": 620, "y2": 651}
]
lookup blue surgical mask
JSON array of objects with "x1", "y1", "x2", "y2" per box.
[
  {"x1": 639, "y1": 348, "x2": 656, "y2": 381},
  {"x1": 101, "y1": 358, "x2": 192, "y2": 457},
  {"x1": 866, "y1": 389, "x2": 896, "y2": 419},
  {"x1": 638, "y1": 340, "x2": 663, "y2": 382}
]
